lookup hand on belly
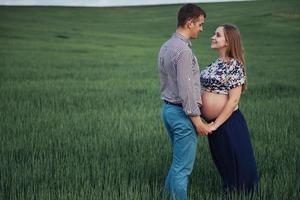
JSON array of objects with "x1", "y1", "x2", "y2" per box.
[{"x1": 200, "y1": 91, "x2": 228, "y2": 121}]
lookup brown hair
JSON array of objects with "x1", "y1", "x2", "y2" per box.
[
  {"x1": 177, "y1": 4, "x2": 206, "y2": 27},
  {"x1": 222, "y1": 24, "x2": 247, "y2": 91}
]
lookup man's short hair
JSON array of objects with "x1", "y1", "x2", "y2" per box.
[{"x1": 177, "y1": 4, "x2": 206, "y2": 27}]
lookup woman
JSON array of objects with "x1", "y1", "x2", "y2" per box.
[{"x1": 200, "y1": 24, "x2": 259, "y2": 193}]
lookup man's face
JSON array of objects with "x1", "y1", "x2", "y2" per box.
[{"x1": 189, "y1": 15, "x2": 205, "y2": 39}]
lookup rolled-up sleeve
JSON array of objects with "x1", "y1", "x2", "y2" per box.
[{"x1": 176, "y1": 50, "x2": 201, "y2": 116}]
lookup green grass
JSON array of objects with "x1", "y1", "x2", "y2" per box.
[{"x1": 0, "y1": 0, "x2": 299, "y2": 199}]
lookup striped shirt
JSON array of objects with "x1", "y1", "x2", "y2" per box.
[{"x1": 158, "y1": 32, "x2": 202, "y2": 116}]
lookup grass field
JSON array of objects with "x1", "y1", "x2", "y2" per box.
[{"x1": 0, "y1": 0, "x2": 299, "y2": 199}]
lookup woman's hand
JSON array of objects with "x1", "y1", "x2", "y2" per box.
[
  {"x1": 208, "y1": 122, "x2": 218, "y2": 132},
  {"x1": 190, "y1": 116, "x2": 212, "y2": 136}
]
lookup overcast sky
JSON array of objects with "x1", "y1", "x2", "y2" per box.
[{"x1": 0, "y1": 0, "x2": 249, "y2": 7}]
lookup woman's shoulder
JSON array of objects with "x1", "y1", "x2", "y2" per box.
[
  {"x1": 230, "y1": 58, "x2": 243, "y2": 67},
  {"x1": 210, "y1": 58, "x2": 226, "y2": 67},
  {"x1": 214, "y1": 57, "x2": 240, "y2": 67},
  {"x1": 204, "y1": 57, "x2": 243, "y2": 71},
  {"x1": 227, "y1": 58, "x2": 244, "y2": 71}
]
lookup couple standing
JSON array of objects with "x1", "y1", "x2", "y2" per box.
[{"x1": 158, "y1": 4, "x2": 259, "y2": 200}]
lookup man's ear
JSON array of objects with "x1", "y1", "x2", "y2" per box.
[{"x1": 186, "y1": 19, "x2": 194, "y2": 29}]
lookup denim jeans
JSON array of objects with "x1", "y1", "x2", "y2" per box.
[{"x1": 162, "y1": 103, "x2": 198, "y2": 200}]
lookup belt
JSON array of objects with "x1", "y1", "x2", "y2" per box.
[{"x1": 164, "y1": 100, "x2": 182, "y2": 107}]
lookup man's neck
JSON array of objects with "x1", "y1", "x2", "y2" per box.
[{"x1": 176, "y1": 27, "x2": 191, "y2": 40}]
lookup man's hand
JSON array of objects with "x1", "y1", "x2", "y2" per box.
[
  {"x1": 196, "y1": 122, "x2": 212, "y2": 136},
  {"x1": 190, "y1": 116, "x2": 212, "y2": 136}
]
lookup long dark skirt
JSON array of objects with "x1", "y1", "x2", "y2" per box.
[{"x1": 208, "y1": 109, "x2": 259, "y2": 193}]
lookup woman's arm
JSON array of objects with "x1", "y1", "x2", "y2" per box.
[{"x1": 210, "y1": 86, "x2": 243, "y2": 131}]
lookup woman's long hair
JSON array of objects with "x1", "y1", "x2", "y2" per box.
[{"x1": 223, "y1": 24, "x2": 247, "y2": 91}]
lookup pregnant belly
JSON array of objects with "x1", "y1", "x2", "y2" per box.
[{"x1": 201, "y1": 91, "x2": 228, "y2": 121}]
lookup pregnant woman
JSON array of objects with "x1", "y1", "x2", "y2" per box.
[{"x1": 200, "y1": 24, "x2": 259, "y2": 193}]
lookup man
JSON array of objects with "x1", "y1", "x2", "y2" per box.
[{"x1": 158, "y1": 4, "x2": 212, "y2": 200}]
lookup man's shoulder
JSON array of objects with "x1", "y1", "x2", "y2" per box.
[{"x1": 161, "y1": 36, "x2": 191, "y2": 55}]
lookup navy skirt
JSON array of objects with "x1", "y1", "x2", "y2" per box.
[{"x1": 208, "y1": 109, "x2": 259, "y2": 193}]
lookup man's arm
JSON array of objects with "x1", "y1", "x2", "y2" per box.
[
  {"x1": 176, "y1": 50, "x2": 200, "y2": 116},
  {"x1": 176, "y1": 50, "x2": 212, "y2": 135}
]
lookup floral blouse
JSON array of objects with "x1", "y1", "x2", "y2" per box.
[{"x1": 200, "y1": 58, "x2": 246, "y2": 95}]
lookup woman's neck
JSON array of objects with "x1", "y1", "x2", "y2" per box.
[{"x1": 218, "y1": 50, "x2": 231, "y2": 62}]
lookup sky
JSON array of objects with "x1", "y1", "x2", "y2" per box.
[{"x1": 0, "y1": 0, "x2": 249, "y2": 7}]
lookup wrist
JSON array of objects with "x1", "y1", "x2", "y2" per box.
[
  {"x1": 213, "y1": 121, "x2": 219, "y2": 129},
  {"x1": 191, "y1": 116, "x2": 204, "y2": 128}
]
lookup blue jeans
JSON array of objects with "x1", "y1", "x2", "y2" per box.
[{"x1": 162, "y1": 103, "x2": 198, "y2": 200}]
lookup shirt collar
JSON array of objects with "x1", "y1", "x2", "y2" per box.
[{"x1": 173, "y1": 32, "x2": 192, "y2": 48}]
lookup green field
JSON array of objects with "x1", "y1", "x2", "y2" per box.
[{"x1": 0, "y1": 0, "x2": 299, "y2": 199}]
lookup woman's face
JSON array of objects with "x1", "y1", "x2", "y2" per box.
[{"x1": 211, "y1": 26, "x2": 227, "y2": 50}]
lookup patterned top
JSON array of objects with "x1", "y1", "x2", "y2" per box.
[{"x1": 200, "y1": 58, "x2": 246, "y2": 95}]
